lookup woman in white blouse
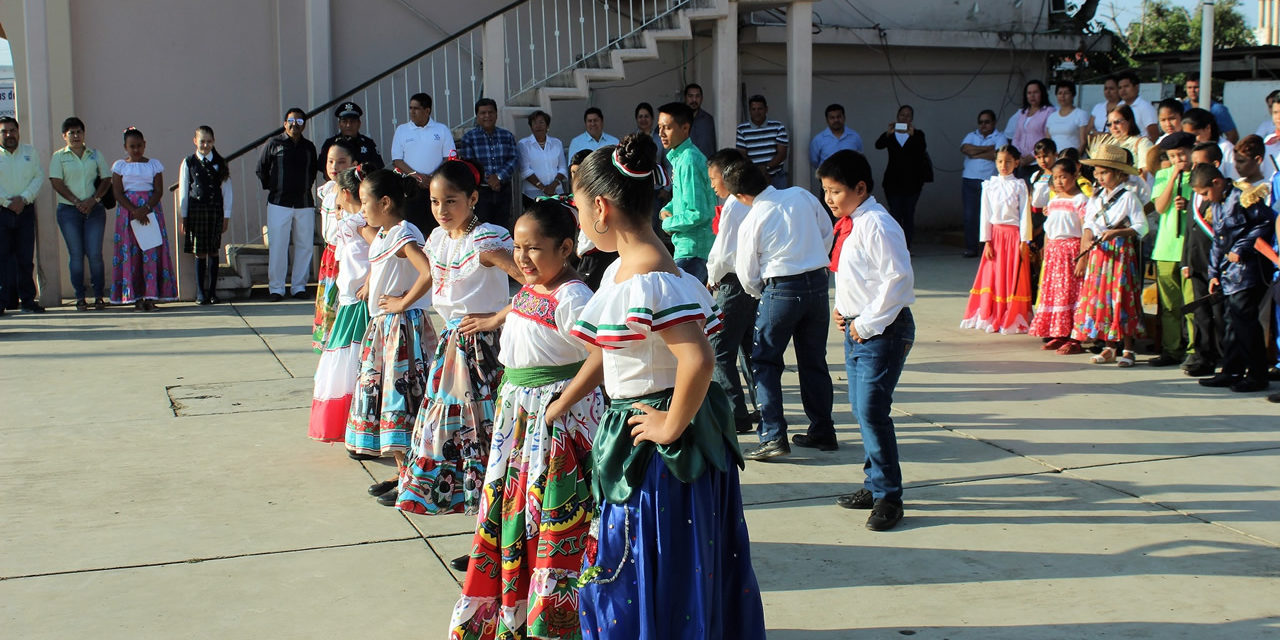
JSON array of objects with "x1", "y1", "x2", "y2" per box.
[
  {"x1": 516, "y1": 110, "x2": 567, "y2": 208},
  {"x1": 1046, "y1": 81, "x2": 1091, "y2": 153}
]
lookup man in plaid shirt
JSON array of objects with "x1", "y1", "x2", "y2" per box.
[{"x1": 459, "y1": 98, "x2": 518, "y2": 228}]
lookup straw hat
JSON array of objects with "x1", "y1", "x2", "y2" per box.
[{"x1": 1081, "y1": 144, "x2": 1140, "y2": 175}]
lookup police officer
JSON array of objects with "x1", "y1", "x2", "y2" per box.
[{"x1": 317, "y1": 101, "x2": 384, "y2": 169}]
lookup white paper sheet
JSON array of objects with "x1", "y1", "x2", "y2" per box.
[{"x1": 129, "y1": 213, "x2": 164, "y2": 251}]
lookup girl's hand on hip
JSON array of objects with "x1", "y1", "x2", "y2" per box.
[{"x1": 628, "y1": 404, "x2": 680, "y2": 446}]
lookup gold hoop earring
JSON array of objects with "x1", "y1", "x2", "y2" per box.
[{"x1": 593, "y1": 218, "x2": 609, "y2": 234}]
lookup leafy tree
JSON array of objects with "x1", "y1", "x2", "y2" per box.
[{"x1": 1125, "y1": 0, "x2": 1256, "y2": 56}]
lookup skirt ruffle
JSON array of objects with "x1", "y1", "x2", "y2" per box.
[
  {"x1": 960, "y1": 223, "x2": 1032, "y2": 334},
  {"x1": 344, "y1": 309, "x2": 439, "y2": 455},
  {"x1": 1029, "y1": 237, "x2": 1084, "y2": 339},
  {"x1": 310, "y1": 303, "x2": 371, "y2": 442},
  {"x1": 449, "y1": 377, "x2": 604, "y2": 640},
  {"x1": 397, "y1": 326, "x2": 502, "y2": 515},
  {"x1": 1072, "y1": 236, "x2": 1145, "y2": 343}
]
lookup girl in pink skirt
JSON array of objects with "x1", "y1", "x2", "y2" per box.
[
  {"x1": 110, "y1": 128, "x2": 176, "y2": 310},
  {"x1": 960, "y1": 144, "x2": 1033, "y2": 333},
  {"x1": 1029, "y1": 157, "x2": 1089, "y2": 354}
]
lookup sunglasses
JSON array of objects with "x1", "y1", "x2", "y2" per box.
[{"x1": 286, "y1": 117, "x2": 306, "y2": 125}]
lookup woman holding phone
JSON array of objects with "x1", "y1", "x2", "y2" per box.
[{"x1": 874, "y1": 104, "x2": 930, "y2": 249}]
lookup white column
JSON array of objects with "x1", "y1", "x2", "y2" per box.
[
  {"x1": 713, "y1": 0, "x2": 739, "y2": 153},
  {"x1": 306, "y1": 0, "x2": 333, "y2": 108},
  {"x1": 23, "y1": 0, "x2": 61, "y2": 305},
  {"x1": 482, "y1": 16, "x2": 510, "y2": 130},
  {"x1": 1199, "y1": 1, "x2": 1215, "y2": 103},
  {"x1": 787, "y1": 1, "x2": 813, "y2": 185}
]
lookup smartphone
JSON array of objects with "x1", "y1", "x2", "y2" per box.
[{"x1": 894, "y1": 122, "x2": 908, "y2": 133}]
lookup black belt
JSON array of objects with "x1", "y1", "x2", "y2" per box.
[{"x1": 764, "y1": 268, "x2": 826, "y2": 287}]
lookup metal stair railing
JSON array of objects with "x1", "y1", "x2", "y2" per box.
[{"x1": 201, "y1": 0, "x2": 699, "y2": 252}]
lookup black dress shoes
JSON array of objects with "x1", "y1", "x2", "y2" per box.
[
  {"x1": 865, "y1": 499, "x2": 904, "y2": 531},
  {"x1": 450, "y1": 554, "x2": 470, "y2": 571},
  {"x1": 20, "y1": 301, "x2": 45, "y2": 313},
  {"x1": 1230, "y1": 378, "x2": 1270, "y2": 393},
  {"x1": 349, "y1": 450, "x2": 379, "y2": 461},
  {"x1": 268, "y1": 293, "x2": 284, "y2": 302},
  {"x1": 368, "y1": 480, "x2": 398, "y2": 496},
  {"x1": 743, "y1": 439, "x2": 790, "y2": 461},
  {"x1": 1183, "y1": 361, "x2": 1216, "y2": 377},
  {"x1": 376, "y1": 487, "x2": 399, "y2": 506},
  {"x1": 792, "y1": 434, "x2": 838, "y2": 451},
  {"x1": 1199, "y1": 373, "x2": 1242, "y2": 388},
  {"x1": 836, "y1": 488, "x2": 873, "y2": 510}
]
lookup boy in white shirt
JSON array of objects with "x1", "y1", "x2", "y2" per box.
[{"x1": 818, "y1": 149, "x2": 916, "y2": 532}]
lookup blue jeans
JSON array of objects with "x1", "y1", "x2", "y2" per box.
[
  {"x1": 962, "y1": 178, "x2": 983, "y2": 254},
  {"x1": 843, "y1": 307, "x2": 915, "y2": 503},
  {"x1": 710, "y1": 273, "x2": 758, "y2": 420},
  {"x1": 752, "y1": 269, "x2": 834, "y2": 443},
  {"x1": 56, "y1": 203, "x2": 107, "y2": 299},
  {"x1": 675, "y1": 256, "x2": 708, "y2": 285}
]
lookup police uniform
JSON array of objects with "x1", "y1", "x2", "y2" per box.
[{"x1": 318, "y1": 102, "x2": 384, "y2": 169}]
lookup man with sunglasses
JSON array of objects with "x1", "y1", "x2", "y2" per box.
[
  {"x1": 256, "y1": 107, "x2": 318, "y2": 302},
  {"x1": 959, "y1": 109, "x2": 1007, "y2": 257}
]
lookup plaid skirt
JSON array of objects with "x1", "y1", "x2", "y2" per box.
[{"x1": 183, "y1": 202, "x2": 224, "y2": 255}]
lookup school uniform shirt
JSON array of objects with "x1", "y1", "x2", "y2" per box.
[
  {"x1": 517, "y1": 135, "x2": 567, "y2": 200},
  {"x1": 706, "y1": 195, "x2": 749, "y2": 285},
  {"x1": 1042, "y1": 193, "x2": 1089, "y2": 240},
  {"x1": 1125, "y1": 97, "x2": 1159, "y2": 135},
  {"x1": 1150, "y1": 167, "x2": 1193, "y2": 263},
  {"x1": 960, "y1": 129, "x2": 1007, "y2": 180},
  {"x1": 735, "y1": 185, "x2": 834, "y2": 299},
  {"x1": 177, "y1": 153, "x2": 233, "y2": 218},
  {"x1": 834, "y1": 195, "x2": 914, "y2": 340},
  {"x1": 256, "y1": 134, "x2": 317, "y2": 208},
  {"x1": 809, "y1": 127, "x2": 863, "y2": 168},
  {"x1": 49, "y1": 146, "x2": 109, "y2": 205},
  {"x1": 425, "y1": 222, "x2": 513, "y2": 322},
  {"x1": 0, "y1": 143, "x2": 44, "y2": 207},
  {"x1": 318, "y1": 133, "x2": 384, "y2": 170},
  {"x1": 112, "y1": 158, "x2": 163, "y2": 193},
  {"x1": 1207, "y1": 186, "x2": 1272, "y2": 296},
  {"x1": 391, "y1": 119, "x2": 455, "y2": 175},
  {"x1": 458, "y1": 126, "x2": 518, "y2": 184},
  {"x1": 567, "y1": 131, "x2": 619, "y2": 163},
  {"x1": 1083, "y1": 185, "x2": 1148, "y2": 239},
  {"x1": 660, "y1": 138, "x2": 716, "y2": 261},
  {"x1": 737, "y1": 119, "x2": 790, "y2": 176},
  {"x1": 366, "y1": 220, "x2": 431, "y2": 318},
  {"x1": 978, "y1": 173, "x2": 1031, "y2": 243},
  {"x1": 500, "y1": 281, "x2": 593, "y2": 369}
]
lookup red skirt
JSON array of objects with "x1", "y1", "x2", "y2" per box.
[
  {"x1": 1071, "y1": 236, "x2": 1145, "y2": 343},
  {"x1": 960, "y1": 224, "x2": 1032, "y2": 334},
  {"x1": 1029, "y1": 237, "x2": 1084, "y2": 339}
]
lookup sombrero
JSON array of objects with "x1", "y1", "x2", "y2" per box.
[{"x1": 1081, "y1": 144, "x2": 1140, "y2": 175}]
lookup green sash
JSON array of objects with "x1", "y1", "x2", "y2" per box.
[{"x1": 498, "y1": 361, "x2": 585, "y2": 394}]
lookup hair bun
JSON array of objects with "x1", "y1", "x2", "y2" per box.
[{"x1": 617, "y1": 133, "x2": 657, "y2": 175}]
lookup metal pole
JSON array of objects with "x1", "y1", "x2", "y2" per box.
[{"x1": 1199, "y1": 1, "x2": 1215, "y2": 102}]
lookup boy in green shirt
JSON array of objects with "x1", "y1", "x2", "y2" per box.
[
  {"x1": 1149, "y1": 132, "x2": 1197, "y2": 366},
  {"x1": 657, "y1": 102, "x2": 716, "y2": 283}
]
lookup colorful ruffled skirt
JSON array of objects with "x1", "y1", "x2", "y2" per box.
[
  {"x1": 313, "y1": 243, "x2": 340, "y2": 352},
  {"x1": 577, "y1": 387, "x2": 765, "y2": 640},
  {"x1": 397, "y1": 324, "x2": 502, "y2": 515},
  {"x1": 449, "y1": 364, "x2": 604, "y2": 640},
  {"x1": 345, "y1": 309, "x2": 439, "y2": 456},
  {"x1": 960, "y1": 223, "x2": 1032, "y2": 334},
  {"x1": 309, "y1": 302, "x2": 371, "y2": 442},
  {"x1": 110, "y1": 191, "x2": 177, "y2": 304},
  {"x1": 1072, "y1": 236, "x2": 1145, "y2": 343},
  {"x1": 1029, "y1": 237, "x2": 1084, "y2": 339}
]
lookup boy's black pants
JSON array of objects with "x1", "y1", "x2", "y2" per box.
[{"x1": 1221, "y1": 284, "x2": 1268, "y2": 381}]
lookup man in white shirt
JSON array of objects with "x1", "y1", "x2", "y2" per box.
[
  {"x1": 1090, "y1": 76, "x2": 1120, "y2": 133},
  {"x1": 705, "y1": 148, "x2": 758, "y2": 434},
  {"x1": 0, "y1": 117, "x2": 45, "y2": 313},
  {"x1": 818, "y1": 149, "x2": 915, "y2": 531},
  {"x1": 1117, "y1": 71, "x2": 1159, "y2": 141},
  {"x1": 391, "y1": 92, "x2": 456, "y2": 232},
  {"x1": 567, "y1": 108, "x2": 619, "y2": 162},
  {"x1": 727, "y1": 158, "x2": 835, "y2": 462},
  {"x1": 959, "y1": 109, "x2": 1007, "y2": 257}
]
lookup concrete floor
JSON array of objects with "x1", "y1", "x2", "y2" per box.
[{"x1": 2, "y1": 245, "x2": 1278, "y2": 639}]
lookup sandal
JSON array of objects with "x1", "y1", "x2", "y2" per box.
[
  {"x1": 94, "y1": 299, "x2": 107, "y2": 310},
  {"x1": 1090, "y1": 347, "x2": 1116, "y2": 364},
  {"x1": 1116, "y1": 350, "x2": 1136, "y2": 368},
  {"x1": 1056, "y1": 340, "x2": 1084, "y2": 355},
  {"x1": 1042, "y1": 337, "x2": 1069, "y2": 350},
  {"x1": 75, "y1": 299, "x2": 89, "y2": 312}
]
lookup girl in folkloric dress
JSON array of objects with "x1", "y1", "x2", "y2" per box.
[
  {"x1": 960, "y1": 144, "x2": 1034, "y2": 334},
  {"x1": 548, "y1": 133, "x2": 765, "y2": 639},
  {"x1": 309, "y1": 165, "x2": 376, "y2": 443},
  {"x1": 1074, "y1": 145, "x2": 1149, "y2": 367},
  {"x1": 312, "y1": 141, "x2": 357, "y2": 350},
  {"x1": 449, "y1": 198, "x2": 604, "y2": 640},
  {"x1": 345, "y1": 169, "x2": 439, "y2": 505},
  {"x1": 396, "y1": 159, "x2": 523, "y2": 515},
  {"x1": 110, "y1": 127, "x2": 177, "y2": 310},
  {"x1": 1029, "y1": 157, "x2": 1090, "y2": 354}
]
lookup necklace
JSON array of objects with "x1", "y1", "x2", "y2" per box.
[{"x1": 440, "y1": 214, "x2": 479, "y2": 291}]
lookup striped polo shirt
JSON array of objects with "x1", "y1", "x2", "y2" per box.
[{"x1": 736, "y1": 119, "x2": 789, "y2": 175}]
